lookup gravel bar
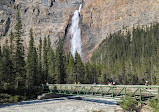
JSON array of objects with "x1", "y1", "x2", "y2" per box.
[{"x1": 0, "y1": 97, "x2": 119, "y2": 112}]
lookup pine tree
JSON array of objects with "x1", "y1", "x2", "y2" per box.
[
  {"x1": 13, "y1": 10, "x2": 25, "y2": 89},
  {"x1": 9, "y1": 30, "x2": 14, "y2": 54},
  {"x1": 38, "y1": 38, "x2": 42, "y2": 84},
  {"x1": 75, "y1": 52, "x2": 84, "y2": 83},
  {"x1": 26, "y1": 29, "x2": 38, "y2": 88},
  {"x1": 66, "y1": 54, "x2": 75, "y2": 84},
  {"x1": 0, "y1": 46, "x2": 2, "y2": 86},
  {"x1": 32, "y1": 47, "x2": 38, "y2": 85},
  {"x1": 55, "y1": 37, "x2": 65, "y2": 84},
  {"x1": 42, "y1": 37, "x2": 48, "y2": 83},
  {"x1": 47, "y1": 37, "x2": 55, "y2": 83},
  {"x1": 1, "y1": 39, "x2": 14, "y2": 89},
  {"x1": 84, "y1": 62, "x2": 92, "y2": 84}
]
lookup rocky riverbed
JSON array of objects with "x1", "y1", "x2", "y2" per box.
[{"x1": 0, "y1": 97, "x2": 121, "y2": 112}]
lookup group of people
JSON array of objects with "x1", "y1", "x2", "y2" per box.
[
  {"x1": 74, "y1": 82, "x2": 81, "y2": 85},
  {"x1": 108, "y1": 82, "x2": 116, "y2": 86},
  {"x1": 46, "y1": 80, "x2": 150, "y2": 86},
  {"x1": 92, "y1": 82, "x2": 116, "y2": 86}
]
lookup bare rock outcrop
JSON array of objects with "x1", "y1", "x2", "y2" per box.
[
  {"x1": 0, "y1": 0, "x2": 83, "y2": 48},
  {"x1": 81, "y1": 0, "x2": 159, "y2": 60}
]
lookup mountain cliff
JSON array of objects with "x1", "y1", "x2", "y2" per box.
[{"x1": 1, "y1": 0, "x2": 159, "y2": 61}]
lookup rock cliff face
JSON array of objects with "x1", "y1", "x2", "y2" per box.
[
  {"x1": 0, "y1": 0, "x2": 83, "y2": 48},
  {"x1": 81, "y1": 0, "x2": 159, "y2": 60},
  {"x1": 1, "y1": 0, "x2": 159, "y2": 61}
]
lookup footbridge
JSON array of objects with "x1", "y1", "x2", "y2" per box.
[{"x1": 48, "y1": 84, "x2": 159, "y2": 103}]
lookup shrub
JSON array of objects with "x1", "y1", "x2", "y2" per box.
[
  {"x1": 148, "y1": 99, "x2": 159, "y2": 112},
  {"x1": 118, "y1": 96, "x2": 138, "y2": 112},
  {"x1": 9, "y1": 95, "x2": 27, "y2": 103},
  {"x1": 3, "y1": 83, "x2": 11, "y2": 91}
]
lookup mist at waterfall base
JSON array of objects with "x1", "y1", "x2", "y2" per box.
[{"x1": 70, "y1": 4, "x2": 82, "y2": 59}]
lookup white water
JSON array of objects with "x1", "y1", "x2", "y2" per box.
[{"x1": 70, "y1": 4, "x2": 82, "y2": 59}]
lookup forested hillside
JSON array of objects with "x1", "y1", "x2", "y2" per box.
[{"x1": 91, "y1": 24, "x2": 159, "y2": 85}]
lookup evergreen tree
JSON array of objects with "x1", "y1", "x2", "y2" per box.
[
  {"x1": 1, "y1": 39, "x2": 15, "y2": 91},
  {"x1": 13, "y1": 10, "x2": 25, "y2": 89},
  {"x1": 74, "y1": 52, "x2": 84, "y2": 83},
  {"x1": 9, "y1": 30, "x2": 14, "y2": 54},
  {"x1": 32, "y1": 47, "x2": 38, "y2": 85},
  {"x1": 26, "y1": 29, "x2": 38, "y2": 88},
  {"x1": 55, "y1": 37, "x2": 65, "y2": 84},
  {"x1": 47, "y1": 37, "x2": 55, "y2": 83},
  {"x1": 91, "y1": 63, "x2": 98, "y2": 84},
  {"x1": 66, "y1": 54, "x2": 75, "y2": 84},
  {"x1": 98, "y1": 64, "x2": 108, "y2": 84},
  {"x1": 0, "y1": 46, "x2": 2, "y2": 86},
  {"x1": 42, "y1": 37, "x2": 48, "y2": 83},
  {"x1": 38, "y1": 38, "x2": 42, "y2": 84},
  {"x1": 84, "y1": 62, "x2": 91, "y2": 84}
]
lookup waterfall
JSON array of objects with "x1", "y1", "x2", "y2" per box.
[{"x1": 70, "y1": 4, "x2": 82, "y2": 59}]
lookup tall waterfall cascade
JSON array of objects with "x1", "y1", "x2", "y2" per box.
[{"x1": 70, "y1": 4, "x2": 82, "y2": 59}]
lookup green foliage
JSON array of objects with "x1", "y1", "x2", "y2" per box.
[
  {"x1": 38, "y1": 38, "x2": 42, "y2": 84},
  {"x1": 0, "y1": 93, "x2": 26, "y2": 104},
  {"x1": 9, "y1": 30, "x2": 14, "y2": 54},
  {"x1": 10, "y1": 95, "x2": 21, "y2": 103},
  {"x1": 13, "y1": 10, "x2": 25, "y2": 88},
  {"x1": 55, "y1": 37, "x2": 65, "y2": 84},
  {"x1": 75, "y1": 52, "x2": 85, "y2": 83},
  {"x1": 0, "y1": 46, "x2": 2, "y2": 86},
  {"x1": 26, "y1": 28, "x2": 38, "y2": 88},
  {"x1": 48, "y1": 37, "x2": 55, "y2": 83},
  {"x1": 91, "y1": 24, "x2": 159, "y2": 85},
  {"x1": 3, "y1": 83, "x2": 12, "y2": 90},
  {"x1": 65, "y1": 53, "x2": 75, "y2": 83},
  {"x1": 118, "y1": 96, "x2": 138, "y2": 112},
  {"x1": 1, "y1": 39, "x2": 15, "y2": 88},
  {"x1": 42, "y1": 37, "x2": 48, "y2": 82},
  {"x1": 148, "y1": 99, "x2": 159, "y2": 112}
]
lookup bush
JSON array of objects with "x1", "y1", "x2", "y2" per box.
[
  {"x1": 0, "y1": 93, "x2": 27, "y2": 104},
  {"x1": 118, "y1": 96, "x2": 138, "y2": 112},
  {"x1": 9, "y1": 95, "x2": 26, "y2": 103},
  {"x1": 3, "y1": 83, "x2": 11, "y2": 91},
  {"x1": 148, "y1": 99, "x2": 159, "y2": 112}
]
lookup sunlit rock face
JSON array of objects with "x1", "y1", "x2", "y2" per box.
[
  {"x1": 1, "y1": 0, "x2": 159, "y2": 61},
  {"x1": 80, "y1": 0, "x2": 159, "y2": 61},
  {"x1": 0, "y1": 0, "x2": 83, "y2": 49}
]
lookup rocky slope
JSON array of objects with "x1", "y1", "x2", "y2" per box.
[
  {"x1": 81, "y1": 0, "x2": 159, "y2": 60},
  {"x1": 1, "y1": 0, "x2": 159, "y2": 61},
  {"x1": 0, "y1": 0, "x2": 83, "y2": 48}
]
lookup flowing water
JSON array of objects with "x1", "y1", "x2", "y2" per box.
[{"x1": 70, "y1": 4, "x2": 82, "y2": 59}]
